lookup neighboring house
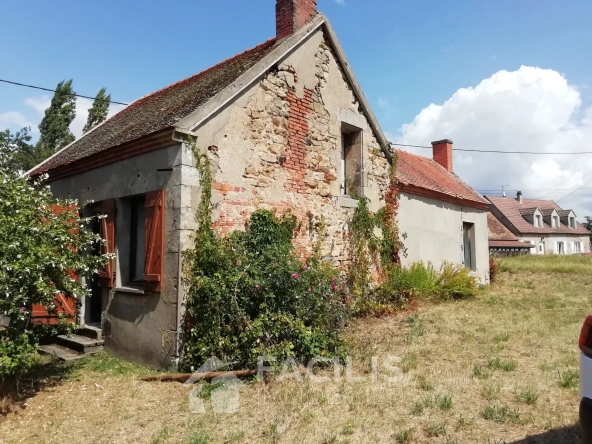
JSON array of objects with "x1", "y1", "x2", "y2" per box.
[
  {"x1": 29, "y1": 0, "x2": 488, "y2": 368},
  {"x1": 396, "y1": 142, "x2": 490, "y2": 280},
  {"x1": 487, "y1": 193, "x2": 590, "y2": 255},
  {"x1": 487, "y1": 212, "x2": 532, "y2": 256}
]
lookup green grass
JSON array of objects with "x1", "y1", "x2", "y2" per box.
[
  {"x1": 498, "y1": 254, "x2": 592, "y2": 274},
  {"x1": 400, "y1": 351, "x2": 418, "y2": 373},
  {"x1": 557, "y1": 368, "x2": 579, "y2": 389},
  {"x1": 188, "y1": 430, "x2": 210, "y2": 444},
  {"x1": 394, "y1": 428, "x2": 414, "y2": 443},
  {"x1": 481, "y1": 405, "x2": 520, "y2": 424},
  {"x1": 515, "y1": 388, "x2": 539, "y2": 405},
  {"x1": 425, "y1": 422, "x2": 446, "y2": 437},
  {"x1": 88, "y1": 352, "x2": 154, "y2": 376},
  {"x1": 487, "y1": 357, "x2": 517, "y2": 372},
  {"x1": 437, "y1": 394, "x2": 453, "y2": 410}
]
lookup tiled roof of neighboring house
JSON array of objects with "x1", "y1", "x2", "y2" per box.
[
  {"x1": 486, "y1": 196, "x2": 590, "y2": 235},
  {"x1": 31, "y1": 38, "x2": 279, "y2": 175},
  {"x1": 488, "y1": 212, "x2": 517, "y2": 241},
  {"x1": 558, "y1": 210, "x2": 573, "y2": 217},
  {"x1": 489, "y1": 240, "x2": 534, "y2": 249},
  {"x1": 487, "y1": 212, "x2": 533, "y2": 249},
  {"x1": 395, "y1": 150, "x2": 489, "y2": 208},
  {"x1": 519, "y1": 207, "x2": 538, "y2": 216},
  {"x1": 540, "y1": 208, "x2": 557, "y2": 216}
]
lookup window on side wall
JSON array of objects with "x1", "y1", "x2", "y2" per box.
[
  {"x1": 539, "y1": 243, "x2": 544, "y2": 254},
  {"x1": 341, "y1": 124, "x2": 362, "y2": 198},
  {"x1": 575, "y1": 242, "x2": 582, "y2": 253},
  {"x1": 129, "y1": 196, "x2": 146, "y2": 284},
  {"x1": 462, "y1": 222, "x2": 476, "y2": 271},
  {"x1": 117, "y1": 190, "x2": 165, "y2": 292}
]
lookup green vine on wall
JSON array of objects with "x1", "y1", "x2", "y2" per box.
[{"x1": 345, "y1": 148, "x2": 406, "y2": 315}]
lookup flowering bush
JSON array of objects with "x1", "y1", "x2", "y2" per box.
[
  {"x1": 182, "y1": 209, "x2": 348, "y2": 370},
  {"x1": 181, "y1": 148, "x2": 347, "y2": 370},
  {"x1": 0, "y1": 169, "x2": 107, "y2": 376}
]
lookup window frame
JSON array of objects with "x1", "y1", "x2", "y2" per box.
[
  {"x1": 340, "y1": 123, "x2": 363, "y2": 198},
  {"x1": 128, "y1": 195, "x2": 146, "y2": 284}
]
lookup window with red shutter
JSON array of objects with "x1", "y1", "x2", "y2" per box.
[
  {"x1": 143, "y1": 190, "x2": 165, "y2": 292},
  {"x1": 31, "y1": 204, "x2": 79, "y2": 325},
  {"x1": 99, "y1": 199, "x2": 116, "y2": 288}
]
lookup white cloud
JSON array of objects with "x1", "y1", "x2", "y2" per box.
[
  {"x1": 25, "y1": 96, "x2": 51, "y2": 114},
  {"x1": 0, "y1": 111, "x2": 35, "y2": 131},
  {"x1": 394, "y1": 66, "x2": 592, "y2": 219}
]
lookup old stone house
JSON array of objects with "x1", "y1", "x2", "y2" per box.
[
  {"x1": 487, "y1": 193, "x2": 590, "y2": 255},
  {"x1": 30, "y1": 0, "x2": 489, "y2": 368}
]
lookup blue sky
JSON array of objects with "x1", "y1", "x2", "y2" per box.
[
  {"x1": 2, "y1": 0, "x2": 591, "y2": 134},
  {"x1": 2, "y1": 0, "x2": 592, "y2": 214}
]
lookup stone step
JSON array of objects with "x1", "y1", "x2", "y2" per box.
[
  {"x1": 78, "y1": 324, "x2": 102, "y2": 340},
  {"x1": 56, "y1": 334, "x2": 104, "y2": 354},
  {"x1": 39, "y1": 344, "x2": 86, "y2": 361}
]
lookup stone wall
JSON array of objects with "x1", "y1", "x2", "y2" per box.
[{"x1": 191, "y1": 29, "x2": 390, "y2": 265}]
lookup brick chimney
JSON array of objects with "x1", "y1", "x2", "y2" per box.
[
  {"x1": 432, "y1": 139, "x2": 453, "y2": 172},
  {"x1": 276, "y1": 0, "x2": 318, "y2": 40}
]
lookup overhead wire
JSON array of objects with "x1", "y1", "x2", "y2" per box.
[
  {"x1": 0, "y1": 78, "x2": 129, "y2": 106},
  {"x1": 389, "y1": 142, "x2": 592, "y2": 155}
]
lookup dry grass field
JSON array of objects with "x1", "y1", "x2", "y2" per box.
[{"x1": 1, "y1": 255, "x2": 590, "y2": 443}]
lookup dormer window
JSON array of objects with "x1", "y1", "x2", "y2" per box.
[
  {"x1": 535, "y1": 215, "x2": 542, "y2": 227},
  {"x1": 570, "y1": 216, "x2": 576, "y2": 228},
  {"x1": 552, "y1": 215, "x2": 559, "y2": 228}
]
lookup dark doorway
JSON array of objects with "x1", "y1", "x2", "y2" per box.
[{"x1": 463, "y1": 222, "x2": 475, "y2": 271}]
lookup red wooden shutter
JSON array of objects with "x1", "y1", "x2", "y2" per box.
[
  {"x1": 144, "y1": 190, "x2": 165, "y2": 292},
  {"x1": 99, "y1": 199, "x2": 116, "y2": 288},
  {"x1": 31, "y1": 204, "x2": 78, "y2": 325}
]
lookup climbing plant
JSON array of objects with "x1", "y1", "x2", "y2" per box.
[{"x1": 181, "y1": 142, "x2": 348, "y2": 370}]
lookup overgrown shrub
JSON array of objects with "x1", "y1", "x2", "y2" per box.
[
  {"x1": 181, "y1": 150, "x2": 348, "y2": 370},
  {"x1": 435, "y1": 263, "x2": 479, "y2": 300},
  {"x1": 377, "y1": 261, "x2": 478, "y2": 304},
  {"x1": 0, "y1": 170, "x2": 106, "y2": 377}
]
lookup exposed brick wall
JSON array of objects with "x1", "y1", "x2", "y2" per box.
[
  {"x1": 283, "y1": 89, "x2": 313, "y2": 195},
  {"x1": 276, "y1": 0, "x2": 318, "y2": 40},
  {"x1": 205, "y1": 34, "x2": 390, "y2": 266},
  {"x1": 432, "y1": 140, "x2": 453, "y2": 172}
]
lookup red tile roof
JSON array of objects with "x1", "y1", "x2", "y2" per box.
[
  {"x1": 489, "y1": 240, "x2": 534, "y2": 249},
  {"x1": 395, "y1": 150, "x2": 489, "y2": 209},
  {"x1": 487, "y1": 212, "x2": 517, "y2": 240},
  {"x1": 32, "y1": 38, "x2": 279, "y2": 175},
  {"x1": 487, "y1": 196, "x2": 590, "y2": 235}
]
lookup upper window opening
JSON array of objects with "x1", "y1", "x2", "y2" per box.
[
  {"x1": 341, "y1": 124, "x2": 362, "y2": 198},
  {"x1": 535, "y1": 215, "x2": 542, "y2": 227}
]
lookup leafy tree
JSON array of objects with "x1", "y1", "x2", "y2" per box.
[
  {"x1": 583, "y1": 216, "x2": 592, "y2": 243},
  {"x1": 0, "y1": 169, "x2": 107, "y2": 376},
  {"x1": 37, "y1": 80, "x2": 76, "y2": 156},
  {"x1": 0, "y1": 127, "x2": 38, "y2": 172},
  {"x1": 83, "y1": 88, "x2": 111, "y2": 133}
]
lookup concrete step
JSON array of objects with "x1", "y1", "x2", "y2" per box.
[
  {"x1": 78, "y1": 324, "x2": 102, "y2": 340},
  {"x1": 39, "y1": 344, "x2": 86, "y2": 361},
  {"x1": 56, "y1": 334, "x2": 104, "y2": 354}
]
